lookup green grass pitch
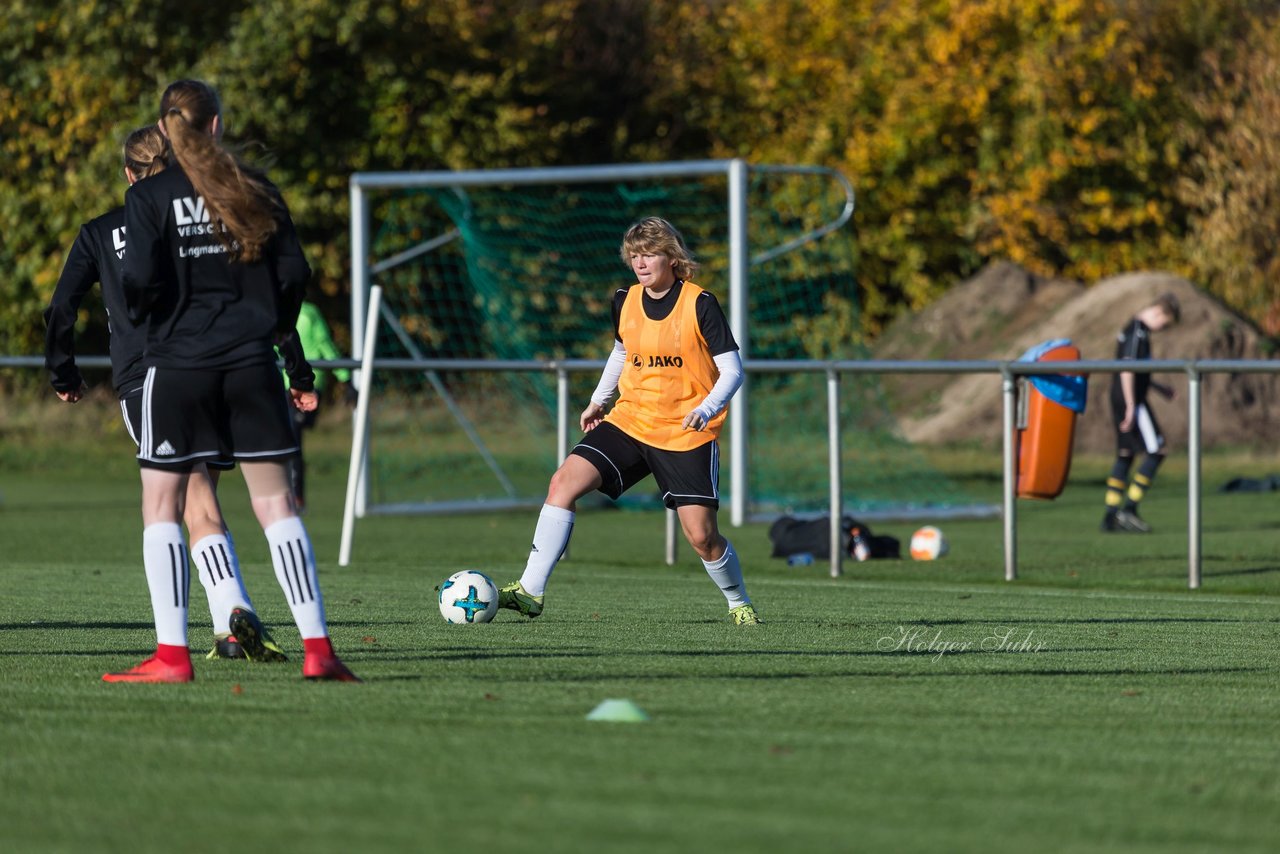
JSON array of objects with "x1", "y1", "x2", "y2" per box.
[{"x1": 2, "y1": 442, "x2": 1278, "y2": 853}]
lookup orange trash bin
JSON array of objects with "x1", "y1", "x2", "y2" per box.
[{"x1": 1017, "y1": 340, "x2": 1087, "y2": 500}]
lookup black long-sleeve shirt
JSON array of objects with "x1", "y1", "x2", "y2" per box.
[
  {"x1": 45, "y1": 196, "x2": 315, "y2": 398},
  {"x1": 44, "y1": 207, "x2": 147, "y2": 395},
  {"x1": 122, "y1": 166, "x2": 310, "y2": 370}
]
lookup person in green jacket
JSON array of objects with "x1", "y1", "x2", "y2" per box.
[{"x1": 283, "y1": 301, "x2": 351, "y2": 511}]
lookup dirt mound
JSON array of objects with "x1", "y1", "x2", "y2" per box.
[{"x1": 874, "y1": 263, "x2": 1280, "y2": 452}]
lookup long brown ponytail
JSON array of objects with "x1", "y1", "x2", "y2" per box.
[{"x1": 159, "y1": 80, "x2": 279, "y2": 262}]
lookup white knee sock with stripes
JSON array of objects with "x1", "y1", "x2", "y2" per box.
[
  {"x1": 265, "y1": 516, "x2": 327, "y2": 639},
  {"x1": 702, "y1": 538, "x2": 749, "y2": 608},
  {"x1": 517, "y1": 504, "x2": 575, "y2": 597},
  {"x1": 191, "y1": 532, "x2": 253, "y2": 635},
  {"x1": 142, "y1": 522, "x2": 189, "y2": 647}
]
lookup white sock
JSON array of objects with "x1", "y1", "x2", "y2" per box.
[
  {"x1": 142, "y1": 522, "x2": 189, "y2": 647},
  {"x1": 517, "y1": 504, "x2": 575, "y2": 597},
  {"x1": 702, "y1": 538, "x2": 749, "y2": 608},
  {"x1": 265, "y1": 516, "x2": 328, "y2": 639},
  {"x1": 191, "y1": 532, "x2": 253, "y2": 635}
]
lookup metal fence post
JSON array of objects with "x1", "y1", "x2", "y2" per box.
[
  {"x1": 1188, "y1": 366, "x2": 1202, "y2": 589},
  {"x1": 828, "y1": 366, "x2": 843, "y2": 578},
  {"x1": 557, "y1": 367, "x2": 571, "y2": 562},
  {"x1": 1002, "y1": 367, "x2": 1017, "y2": 581},
  {"x1": 728, "y1": 159, "x2": 750, "y2": 528}
]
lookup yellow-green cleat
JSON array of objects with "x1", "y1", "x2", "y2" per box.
[
  {"x1": 228, "y1": 608, "x2": 289, "y2": 662},
  {"x1": 498, "y1": 581, "x2": 544, "y2": 618},
  {"x1": 730, "y1": 604, "x2": 762, "y2": 626}
]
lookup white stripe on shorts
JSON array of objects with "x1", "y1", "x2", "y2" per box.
[
  {"x1": 573, "y1": 442, "x2": 624, "y2": 491},
  {"x1": 662, "y1": 442, "x2": 721, "y2": 503},
  {"x1": 138, "y1": 367, "x2": 155, "y2": 460},
  {"x1": 119, "y1": 397, "x2": 138, "y2": 446},
  {"x1": 1135, "y1": 404, "x2": 1162, "y2": 455}
]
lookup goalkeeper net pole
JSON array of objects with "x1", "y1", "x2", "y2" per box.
[
  {"x1": 343, "y1": 159, "x2": 985, "y2": 554},
  {"x1": 350, "y1": 160, "x2": 761, "y2": 523},
  {"x1": 340, "y1": 284, "x2": 382, "y2": 568}
]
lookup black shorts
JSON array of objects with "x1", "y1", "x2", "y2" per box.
[
  {"x1": 1111, "y1": 398, "x2": 1165, "y2": 456},
  {"x1": 570, "y1": 421, "x2": 720, "y2": 509},
  {"x1": 119, "y1": 387, "x2": 235, "y2": 471},
  {"x1": 136, "y1": 363, "x2": 298, "y2": 471}
]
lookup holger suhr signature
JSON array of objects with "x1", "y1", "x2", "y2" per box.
[{"x1": 877, "y1": 625, "x2": 1046, "y2": 662}]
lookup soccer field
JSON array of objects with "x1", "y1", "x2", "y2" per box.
[{"x1": 2, "y1": 446, "x2": 1278, "y2": 853}]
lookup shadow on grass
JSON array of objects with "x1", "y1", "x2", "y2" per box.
[
  {"x1": 0, "y1": 621, "x2": 155, "y2": 631},
  {"x1": 892, "y1": 616, "x2": 1280, "y2": 626},
  {"x1": 360, "y1": 646, "x2": 1124, "y2": 666},
  {"x1": 0, "y1": 649, "x2": 154, "y2": 657},
  {"x1": 1203, "y1": 566, "x2": 1280, "y2": 578},
  {"x1": 1204, "y1": 520, "x2": 1280, "y2": 534},
  {"x1": 372, "y1": 649, "x2": 604, "y2": 663},
  {"x1": 0, "y1": 619, "x2": 417, "y2": 631},
  {"x1": 653, "y1": 647, "x2": 1124, "y2": 658},
  {"x1": 486, "y1": 665, "x2": 1272, "y2": 683}
]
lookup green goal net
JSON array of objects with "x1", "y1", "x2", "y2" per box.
[{"x1": 354, "y1": 163, "x2": 985, "y2": 519}]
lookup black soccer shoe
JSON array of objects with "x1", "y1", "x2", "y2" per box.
[
  {"x1": 1100, "y1": 510, "x2": 1121, "y2": 533},
  {"x1": 1115, "y1": 508, "x2": 1153, "y2": 533},
  {"x1": 206, "y1": 635, "x2": 247, "y2": 660}
]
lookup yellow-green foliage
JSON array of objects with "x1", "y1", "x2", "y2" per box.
[
  {"x1": 649, "y1": 0, "x2": 1247, "y2": 332},
  {"x1": 1, "y1": 0, "x2": 1275, "y2": 356},
  {"x1": 1, "y1": 0, "x2": 662, "y2": 355},
  {"x1": 1179, "y1": 13, "x2": 1280, "y2": 332}
]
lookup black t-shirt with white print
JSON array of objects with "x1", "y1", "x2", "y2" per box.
[
  {"x1": 122, "y1": 166, "x2": 310, "y2": 370},
  {"x1": 610, "y1": 281, "x2": 739, "y2": 356}
]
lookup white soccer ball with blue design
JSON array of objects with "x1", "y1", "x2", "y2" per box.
[{"x1": 438, "y1": 570, "x2": 500, "y2": 624}]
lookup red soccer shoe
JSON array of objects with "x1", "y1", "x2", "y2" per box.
[
  {"x1": 103, "y1": 648, "x2": 194, "y2": 684},
  {"x1": 303, "y1": 655, "x2": 362, "y2": 682},
  {"x1": 302, "y1": 637, "x2": 361, "y2": 682},
  {"x1": 299, "y1": 637, "x2": 360, "y2": 686}
]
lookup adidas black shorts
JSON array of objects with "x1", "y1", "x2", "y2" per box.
[
  {"x1": 136, "y1": 362, "x2": 298, "y2": 471},
  {"x1": 570, "y1": 421, "x2": 720, "y2": 509},
  {"x1": 1111, "y1": 398, "x2": 1165, "y2": 456},
  {"x1": 119, "y1": 387, "x2": 234, "y2": 471}
]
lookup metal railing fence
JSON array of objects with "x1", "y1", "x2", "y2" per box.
[{"x1": 6, "y1": 353, "x2": 1274, "y2": 588}]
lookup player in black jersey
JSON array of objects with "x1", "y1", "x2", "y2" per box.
[
  {"x1": 44, "y1": 126, "x2": 314, "y2": 664},
  {"x1": 107, "y1": 80, "x2": 357, "y2": 682},
  {"x1": 1101, "y1": 293, "x2": 1180, "y2": 533}
]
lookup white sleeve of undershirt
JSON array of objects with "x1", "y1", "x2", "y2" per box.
[
  {"x1": 692, "y1": 350, "x2": 744, "y2": 420},
  {"x1": 590, "y1": 340, "x2": 628, "y2": 406}
]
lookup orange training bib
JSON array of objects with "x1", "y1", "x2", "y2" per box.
[{"x1": 605, "y1": 281, "x2": 726, "y2": 451}]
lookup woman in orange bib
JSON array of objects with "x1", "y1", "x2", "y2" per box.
[{"x1": 498, "y1": 217, "x2": 760, "y2": 625}]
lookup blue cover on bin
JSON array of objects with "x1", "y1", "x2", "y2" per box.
[{"x1": 1019, "y1": 338, "x2": 1088, "y2": 414}]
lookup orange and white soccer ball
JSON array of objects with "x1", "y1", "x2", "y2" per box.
[{"x1": 909, "y1": 526, "x2": 949, "y2": 560}]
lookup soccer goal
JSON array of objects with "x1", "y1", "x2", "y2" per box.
[{"x1": 341, "y1": 160, "x2": 982, "y2": 557}]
